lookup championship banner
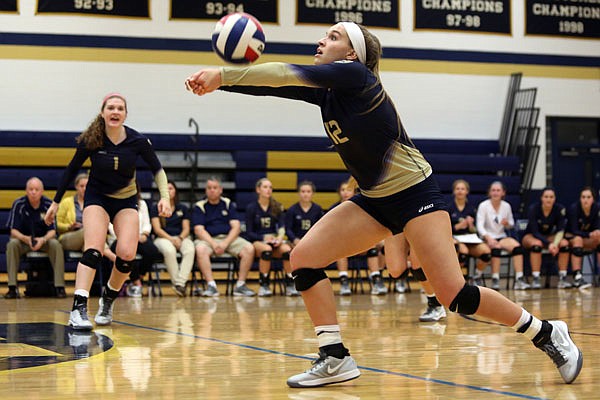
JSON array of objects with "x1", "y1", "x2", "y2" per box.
[
  {"x1": 170, "y1": 1, "x2": 278, "y2": 23},
  {"x1": 37, "y1": 0, "x2": 150, "y2": 18},
  {"x1": 526, "y1": 0, "x2": 600, "y2": 39},
  {"x1": 296, "y1": 0, "x2": 400, "y2": 29},
  {"x1": 414, "y1": 0, "x2": 511, "y2": 34},
  {"x1": 0, "y1": 0, "x2": 17, "y2": 12}
]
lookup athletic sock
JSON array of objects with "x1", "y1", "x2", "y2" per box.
[
  {"x1": 427, "y1": 295, "x2": 442, "y2": 308},
  {"x1": 512, "y1": 308, "x2": 551, "y2": 345}
]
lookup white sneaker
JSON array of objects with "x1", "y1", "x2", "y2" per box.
[
  {"x1": 233, "y1": 283, "x2": 256, "y2": 297},
  {"x1": 514, "y1": 277, "x2": 530, "y2": 290},
  {"x1": 370, "y1": 275, "x2": 388, "y2": 295},
  {"x1": 94, "y1": 296, "x2": 115, "y2": 326},
  {"x1": 287, "y1": 352, "x2": 360, "y2": 388},
  {"x1": 395, "y1": 280, "x2": 406, "y2": 293},
  {"x1": 557, "y1": 277, "x2": 573, "y2": 289},
  {"x1": 419, "y1": 305, "x2": 447, "y2": 322},
  {"x1": 339, "y1": 276, "x2": 352, "y2": 296},
  {"x1": 69, "y1": 307, "x2": 93, "y2": 331},
  {"x1": 491, "y1": 277, "x2": 500, "y2": 290},
  {"x1": 202, "y1": 285, "x2": 220, "y2": 297},
  {"x1": 286, "y1": 283, "x2": 300, "y2": 297},
  {"x1": 126, "y1": 284, "x2": 143, "y2": 298},
  {"x1": 531, "y1": 276, "x2": 542, "y2": 289},
  {"x1": 536, "y1": 321, "x2": 583, "y2": 384},
  {"x1": 258, "y1": 284, "x2": 272, "y2": 297}
]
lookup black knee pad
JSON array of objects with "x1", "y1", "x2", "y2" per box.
[
  {"x1": 281, "y1": 251, "x2": 290, "y2": 261},
  {"x1": 115, "y1": 257, "x2": 133, "y2": 274},
  {"x1": 292, "y1": 268, "x2": 328, "y2": 291},
  {"x1": 449, "y1": 283, "x2": 481, "y2": 315},
  {"x1": 530, "y1": 245, "x2": 543, "y2": 253},
  {"x1": 479, "y1": 253, "x2": 492, "y2": 262},
  {"x1": 491, "y1": 248, "x2": 503, "y2": 257},
  {"x1": 559, "y1": 246, "x2": 570, "y2": 253},
  {"x1": 572, "y1": 247, "x2": 584, "y2": 257},
  {"x1": 80, "y1": 248, "x2": 103, "y2": 269},
  {"x1": 458, "y1": 253, "x2": 469, "y2": 263},
  {"x1": 411, "y1": 267, "x2": 427, "y2": 282},
  {"x1": 260, "y1": 251, "x2": 272, "y2": 261},
  {"x1": 366, "y1": 248, "x2": 379, "y2": 257},
  {"x1": 512, "y1": 246, "x2": 525, "y2": 256}
]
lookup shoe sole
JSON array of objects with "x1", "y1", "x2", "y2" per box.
[
  {"x1": 69, "y1": 321, "x2": 93, "y2": 331},
  {"x1": 558, "y1": 322, "x2": 584, "y2": 384},
  {"x1": 287, "y1": 369, "x2": 361, "y2": 388}
]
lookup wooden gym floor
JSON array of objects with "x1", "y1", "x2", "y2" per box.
[{"x1": 1, "y1": 284, "x2": 599, "y2": 399}]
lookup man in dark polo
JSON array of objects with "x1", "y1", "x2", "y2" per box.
[{"x1": 4, "y1": 177, "x2": 65, "y2": 299}]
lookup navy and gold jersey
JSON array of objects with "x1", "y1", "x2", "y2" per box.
[
  {"x1": 7, "y1": 195, "x2": 56, "y2": 236},
  {"x1": 54, "y1": 126, "x2": 163, "y2": 202},
  {"x1": 448, "y1": 200, "x2": 477, "y2": 235},
  {"x1": 220, "y1": 61, "x2": 432, "y2": 198},
  {"x1": 191, "y1": 197, "x2": 239, "y2": 237},
  {"x1": 244, "y1": 201, "x2": 284, "y2": 242},
  {"x1": 566, "y1": 201, "x2": 600, "y2": 238},
  {"x1": 284, "y1": 202, "x2": 324, "y2": 242},
  {"x1": 150, "y1": 202, "x2": 189, "y2": 236},
  {"x1": 524, "y1": 202, "x2": 567, "y2": 245}
]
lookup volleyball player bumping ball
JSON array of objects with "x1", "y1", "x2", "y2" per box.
[
  {"x1": 45, "y1": 93, "x2": 172, "y2": 330},
  {"x1": 187, "y1": 15, "x2": 583, "y2": 388}
]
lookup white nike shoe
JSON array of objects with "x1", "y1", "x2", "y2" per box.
[
  {"x1": 287, "y1": 351, "x2": 360, "y2": 388},
  {"x1": 536, "y1": 320, "x2": 583, "y2": 384}
]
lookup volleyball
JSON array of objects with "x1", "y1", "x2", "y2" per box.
[{"x1": 211, "y1": 12, "x2": 265, "y2": 64}]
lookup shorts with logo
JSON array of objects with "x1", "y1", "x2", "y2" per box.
[
  {"x1": 195, "y1": 235, "x2": 251, "y2": 257},
  {"x1": 84, "y1": 188, "x2": 138, "y2": 222},
  {"x1": 350, "y1": 175, "x2": 448, "y2": 235}
]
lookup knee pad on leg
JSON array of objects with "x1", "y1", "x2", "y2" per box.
[
  {"x1": 491, "y1": 248, "x2": 503, "y2": 257},
  {"x1": 571, "y1": 247, "x2": 584, "y2": 257},
  {"x1": 530, "y1": 245, "x2": 543, "y2": 253},
  {"x1": 411, "y1": 267, "x2": 427, "y2": 282},
  {"x1": 115, "y1": 257, "x2": 133, "y2": 274},
  {"x1": 479, "y1": 253, "x2": 492, "y2": 263},
  {"x1": 80, "y1": 248, "x2": 103, "y2": 270},
  {"x1": 292, "y1": 268, "x2": 328, "y2": 292},
  {"x1": 281, "y1": 251, "x2": 290, "y2": 261},
  {"x1": 260, "y1": 251, "x2": 272, "y2": 261},
  {"x1": 399, "y1": 269, "x2": 410, "y2": 280},
  {"x1": 512, "y1": 246, "x2": 525, "y2": 256},
  {"x1": 366, "y1": 248, "x2": 379, "y2": 257},
  {"x1": 559, "y1": 246, "x2": 570, "y2": 253},
  {"x1": 449, "y1": 283, "x2": 481, "y2": 315},
  {"x1": 458, "y1": 253, "x2": 469, "y2": 263}
]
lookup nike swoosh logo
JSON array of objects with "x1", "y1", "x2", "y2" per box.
[{"x1": 327, "y1": 361, "x2": 345, "y2": 375}]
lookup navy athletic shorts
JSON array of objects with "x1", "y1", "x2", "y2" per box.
[
  {"x1": 84, "y1": 188, "x2": 138, "y2": 222},
  {"x1": 350, "y1": 175, "x2": 448, "y2": 235}
]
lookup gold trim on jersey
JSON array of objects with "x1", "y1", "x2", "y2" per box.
[
  {"x1": 107, "y1": 178, "x2": 137, "y2": 199},
  {"x1": 361, "y1": 142, "x2": 432, "y2": 198},
  {"x1": 221, "y1": 62, "x2": 317, "y2": 87}
]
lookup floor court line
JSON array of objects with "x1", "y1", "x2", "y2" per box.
[{"x1": 57, "y1": 309, "x2": 549, "y2": 400}]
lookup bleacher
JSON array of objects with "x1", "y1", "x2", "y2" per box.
[{"x1": 0, "y1": 130, "x2": 522, "y2": 279}]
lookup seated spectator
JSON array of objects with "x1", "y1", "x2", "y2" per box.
[
  {"x1": 4, "y1": 177, "x2": 65, "y2": 299},
  {"x1": 521, "y1": 188, "x2": 570, "y2": 289},
  {"x1": 329, "y1": 178, "x2": 387, "y2": 296},
  {"x1": 109, "y1": 185, "x2": 161, "y2": 297},
  {"x1": 192, "y1": 177, "x2": 256, "y2": 297},
  {"x1": 150, "y1": 181, "x2": 195, "y2": 297},
  {"x1": 244, "y1": 178, "x2": 297, "y2": 297},
  {"x1": 285, "y1": 181, "x2": 324, "y2": 247},
  {"x1": 56, "y1": 173, "x2": 88, "y2": 251},
  {"x1": 565, "y1": 186, "x2": 599, "y2": 289},
  {"x1": 476, "y1": 181, "x2": 529, "y2": 290},
  {"x1": 449, "y1": 179, "x2": 491, "y2": 285}
]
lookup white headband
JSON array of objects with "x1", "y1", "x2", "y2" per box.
[{"x1": 340, "y1": 22, "x2": 366, "y2": 64}]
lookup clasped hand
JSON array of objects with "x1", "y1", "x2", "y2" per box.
[{"x1": 185, "y1": 68, "x2": 222, "y2": 96}]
